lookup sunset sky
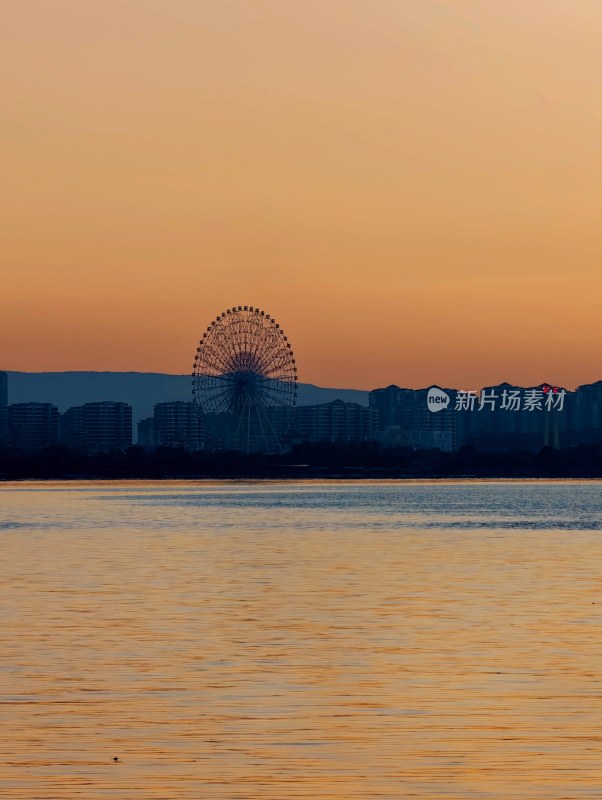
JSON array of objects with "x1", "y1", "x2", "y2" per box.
[{"x1": 2, "y1": 1, "x2": 602, "y2": 390}]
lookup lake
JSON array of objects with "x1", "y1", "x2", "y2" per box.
[{"x1": 1, "y1": 480, "x2": 602, "y2": 798}]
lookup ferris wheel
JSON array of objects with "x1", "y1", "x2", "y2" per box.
[{"x1": 192, "y1": 306, "x2": 297, "y2": 453}]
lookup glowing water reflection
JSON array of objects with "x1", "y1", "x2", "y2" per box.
[{"x1": 1, "y1": 480, "x2": 602, "y2": 798}]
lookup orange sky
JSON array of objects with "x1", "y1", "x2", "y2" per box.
[{"x1": 2, "y1": 1, "x2": 602, "y2": 390}]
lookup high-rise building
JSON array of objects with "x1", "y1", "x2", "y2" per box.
[
  {"x1": 152, "y1": 402, "x2": 203, "y2": 449},
  {"x1": 60, "y1": 402, "x2": 132, "y2": 453},
  {"x1": 8, "y1": 402, "x2": 59, "y2": 449},
  {"x1": 369, "y1": 385, "x2": 416, "y2": 431},
  {"x1": 202, "y1": 412, "x2": 238, "y2": 451},
  {"x1": 137, "y1": 417, "x2": 156, "y2": 448},
  {"x1": 369, "y1": 382, "x2": 584, "y2": 452},
  {"x1": 0, "y1": 371, "x2": 7, "y2": 445},
  {"x1": 294, "y1": 400, "x2": 378, "y2": 443},
  {"x1": 575, "y1": 381, "x2": 602, "y2": 444},
  {"x1": 83, "y1": 401, "x2": 132, "y2": 452},
  {"x1": 369, "y1": 385, "x2": 456, "y2": 450},
  {"x1": 265, "y1": 405, "x2": 295, "y2": 447},
  {"x1": 60, "y1": 406, "x2": 84, "y2": 450},
  {"x1": 459, "y1": 383, "x2": 576, "y2": 451}
]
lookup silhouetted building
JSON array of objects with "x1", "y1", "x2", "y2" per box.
[
  {"x1": 202, "y1": 408, "x2": 287, "y2": 453},
  {"x1": 137, "y1": 417, "x2": 156, "y2": 448},
  {"x1": 294, "y1": 400, "x2": 377, "y2": 443},
  {"x1": 265, "y1": 405, "x2": 295, "y2": 447},
  {"x1": 136, "y1": 403, "x2": 203, "y2": 450},
  {"x1": 84, "y1": 401, "x2": 132, "y2": 452},
  {"x1": 369, "y1": 382, "x2": 585, "y2": 452},
  {"x1": 153, "y1": 402, "x2": 203, "y2": 449},
  {"x1": 8, "y1": 402, "x2": 59, "y2": 449},
  {"x1": 409, "y1": 387, "x2": 456, "y2": 450},
  {"x1": 459, "y1": 383, "x2": 576, "y2": 451},
  {"x1": 0, "y1": 371, "x2": 7, "y2": 445},
  {"x1": 370, "y1": 386, "x2": 456, "y2": 451},
  {"x1": 60, "y1": 401, "x2": 132, "y2": 453},
  {"x1": 369, "y1": 385, "x2": 411, "y2": 431},
  {"x1": 202, "y1": 412, "x2": 237, "y2": 451},
  {"x1": 60, "y1": 405, "x2": 84, "y2": 450},
  {"x1": 575, "y1": 381, "x2": 602, "y2": 444}
]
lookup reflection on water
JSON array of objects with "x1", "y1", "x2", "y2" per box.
[{"x1": 1, "y1": 480, "x2": 602, "y2": 798}]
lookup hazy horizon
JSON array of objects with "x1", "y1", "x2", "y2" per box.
[{"x1": 3, "y1": 369, "x2": 601, "y2": 395}]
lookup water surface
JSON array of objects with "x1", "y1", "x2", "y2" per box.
[{"x1": 1, "y1": 480, "x2": 602, "y2": 798}]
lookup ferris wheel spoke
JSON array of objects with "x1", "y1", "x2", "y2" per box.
[
  {"x1": 215, "y1": 316, "x2": 242, "y2": 363},
  {"x1": 196, "y1": 371, "x2": 239, "y2": 387},
  {"x1": 195, "y1": 376, "x2": 240, "y2": 412},
  {"x1": 205, "y1": 394, "x2": 231, "y2": 414},
  {"x1": 198, "y1": 377, "x2": 238, "y2": 399},
  {"x1": 200, "y1": 342, "x2": 234, "y2": 375},
  {"x1": 259, "y1": 355, "x2": 295, "y2": 378},
  {"x1": 256, "y1": 380, "x2": 296, "y2": 398},
  {"x1": 256, "y1": 382, "x2": 295, "y2": 407},
  {"x1": 245, "y1": 320, "x2": 273, "y2": 363},
  {"x1": 195, "y1": 388, "x2": 230, "y2": 413},
  {"x1": 249, "y1": 315, "x2": 271, "y2": 365},
  {"x1": 255, "y1": 398, "x2": 283, "y2": 453},
  {"x1": 259, "y1": 354, "x2": 290, "y2": 375},
  {"x1": 210, "y1": 329, "x2": 239, "y2": 371},
  {"x1": 257, "y1": 330, "x2": 281, "y2": 365}
]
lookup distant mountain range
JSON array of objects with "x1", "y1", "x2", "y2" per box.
[{"x1": 5, "y1": 372, "x2": 369, "y2": 427}]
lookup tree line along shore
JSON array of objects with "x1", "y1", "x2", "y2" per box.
[{"x1": 1, "y1": 441, "x2": 602, "y2": 480}]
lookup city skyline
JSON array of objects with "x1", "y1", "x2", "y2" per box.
[
  {"x1": 3, "y1": 369, "x2": 602, "y2": 455},
  {"x1": 3, "y1": 2, "x2": 602, "y2": 390}
]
